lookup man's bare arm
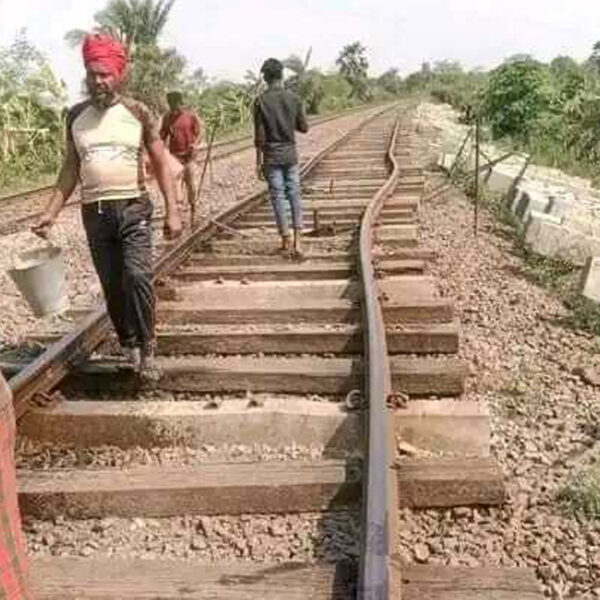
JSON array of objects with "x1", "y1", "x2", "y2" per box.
[
  {"x1": 253, "y1": 99, "x2": 266, "y2": 180},
  {"x1": 159, "y1": 116, "x2": 170, "y2": 144},
  {"x1": 33, "y1": 140, "x2": 79, "y2": 236},
  {"x1": 255, "y1": 147, "x2": 265, "y2": 180},
  {"x1": 296, "y1": 99, "x2": 309, "y2": 134}
]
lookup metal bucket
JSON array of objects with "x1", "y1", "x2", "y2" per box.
[{"x1": 8, "y1": 245, "x2": 69, "y2": 317}]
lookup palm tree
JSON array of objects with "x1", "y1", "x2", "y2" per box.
[
  {"x1": 284, "y1": 48, "x2": 325, "y2": 114},
  {"x1": 65, "y1": 0, "x2": 176, "y2": 51},
  {"x1": 589, "y1": 41, "x2": 600, "y2": 74},
  {"x1": 284, "y1": 48, "x2": 312, "y2": 81},
  {"x1": 336, "y1": 41, "x2": 370, "y2": 101}
]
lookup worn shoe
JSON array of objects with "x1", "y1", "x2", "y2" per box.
[
  {"x1": 138, "y1": 347, "x2": 162, "y2": 383},
  {"x1": 122, "y1": 347, "x2": 141, "y2": 371}
]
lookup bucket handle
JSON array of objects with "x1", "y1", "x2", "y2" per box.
[{"x1": 11, "y1": 236, "x2": 58, "y2": 270}]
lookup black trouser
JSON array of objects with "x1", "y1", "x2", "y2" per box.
[{"x1": 82, "y1": 197, "x2": 155, "y2": 351}]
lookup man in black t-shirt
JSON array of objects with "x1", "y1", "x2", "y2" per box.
[{"x1": 254, "y1": 58, "x2": 309, "y2": 257}]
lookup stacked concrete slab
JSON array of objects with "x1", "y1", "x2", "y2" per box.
[
  {"x1": 511, "y1": 187, "x2": 553, "y2": 222},
  {"x1": 428, "y1": 101, "x2": 600, "y2": 303},
  {"x1": 580, "y1": 257, "x2": 600, "y2": 303},
  {"x1": 524, "y1": 212, "x2": 600, "y2": 265}
]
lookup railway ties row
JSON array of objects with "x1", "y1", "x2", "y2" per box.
[{"x1": 2, "y1": 107, "x2": 544, "y2": 598}]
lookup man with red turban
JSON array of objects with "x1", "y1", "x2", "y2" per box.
[
  {"x1": 33, "y1": 34, "x2": 182, "y2": 381},
  {"x1": 82, "y1": 33, "x2": 128, "y2": 85}
]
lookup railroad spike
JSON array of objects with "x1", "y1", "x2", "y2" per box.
[
  {"x1": 30, "y1": 390, "x2": 64, "y2": 409},
  {"x1": 387, "y1": 391, "x2": 409, "y2": 409},
  {"x1": 205, "y1": 397, "x2": 223, "y2": 410},
  {"x1": 344, "y1": 389, "x2": 366, "y2": 411}
]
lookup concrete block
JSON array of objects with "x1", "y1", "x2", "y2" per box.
[
  {"x1": 525, "y1": 212, "x2": 600, "y2": 265},
  {"x1": 485, "y1": 164, "x2": 522, "y2": 196},
  {"x1": 395, "y1": 400, "x2": 490, "y2": 456},
  {"x1": 507, "y1": 184, "x2": 528, "y2": 213},
  {"x1": 438, "y1": 150, "x2": 476, "y2": 173},
  {"x1": 438, "y1": 153, "x2": 456, "y2": 171},
  {"x1": 512, "y1": 187, "x2": 552, "y2": 222},
  {"x1": 579, "y1": 257, "x2": 600, "y2": 303},
  {"x1": 562, "y1": 215, "x2": 595, "y2": 236},
  {"x1": 587, "y1": 188, "x2": 600, "y2": 203},
  {"x1": 525, "y1": 210, "x2": 562, "y2": 229},
  {"x1": 546, "y1": 193, "x2": 578, "y2": 219}
]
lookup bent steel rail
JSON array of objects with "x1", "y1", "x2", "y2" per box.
[{"x1": 358, "y1": 112, "x2": 401, "y2": 600}]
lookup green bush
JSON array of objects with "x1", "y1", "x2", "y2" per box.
[
  {"x1": 0, "y1": 33, "x2": 66, "y2": 190},
  {"x1": 557, "y1": 469, "x2": 600, "y2": 521},
  {"x1": 484, "y1": 56, "x2": 551, "y2": 140}
]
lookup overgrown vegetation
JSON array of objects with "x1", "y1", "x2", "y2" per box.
[
  {"x1": 336, "y1": 41, "x2": 371, "y2": 102},
  {"x1": 557, "y1": 467, "x2": 600, "y2": 521},
  {"x1": 0, "y1": 32, "x2": 66, "y2": 189},
  {"x1": 404, "y1": 47, "x2": 600, "y2": 183},
  {"x1": 403, "y1": 61, "x2": 487, "y2": 123},
  {"x1": 564, "y1": 295, "x2": 600, "y2": 336}
]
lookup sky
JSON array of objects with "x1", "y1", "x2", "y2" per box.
[{"x1": 1, "y1": 0, "x2": 599, "y2": 102}]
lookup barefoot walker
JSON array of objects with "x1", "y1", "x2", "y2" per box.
[
  {"x1": 254, "y1": 58, "x2": 309, "y2": 257},
  {"x1": 160, "y1": 91, "x2": 203, "y2": 220},
  {"x1": 33, "y1": 34, "x2": 182, "y2": 380}
]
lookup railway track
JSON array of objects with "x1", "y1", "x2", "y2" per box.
[
  {"x1": 0, "y1": 104, "x2": 377, "y2": 237},
  {"x1": 1, "y1": 106, "x2": 545, "y2": 599}
]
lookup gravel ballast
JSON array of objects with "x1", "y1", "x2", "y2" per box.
[
  {"x1": 16, "y1": 440, "x2": 330, "y2": 470},
  {"x1": 24, "y1": 512, "x2": 360, "y2": 564}
]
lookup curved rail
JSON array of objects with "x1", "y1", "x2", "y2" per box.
[
  {"x1": 9, "y1": 104, "x2": 395, "y2": 419},
  {"x1": 358, "y1": 112, "x2": 401, "y2": 599}
]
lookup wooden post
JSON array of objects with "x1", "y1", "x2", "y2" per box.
[
  {"x1": 474, "y1": 113, "x2": 481, "y2": 236},
  {"x1": 506, "y1": 154, "x2": 532, "y2": 206},
  {"x1": 448, "y1": 128, "x2": 473, "y2": 179},
  {"x1": 193, "y1": 125, "x2": 218, "y2": 227}
]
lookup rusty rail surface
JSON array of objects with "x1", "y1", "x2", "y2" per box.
[
  {"x1": 357, "y1": 112, "x2": 401, "y2": 599},
  {"x1": 9, "y1": 104, "x2": 395, "y2": 419}
]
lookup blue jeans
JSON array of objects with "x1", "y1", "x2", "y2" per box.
[{"x1": 265, "y1": 164, "x2": 302, "y2": 237}]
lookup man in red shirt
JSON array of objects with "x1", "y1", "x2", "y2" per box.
[{"x1": 160, "y1": 92, "x2": 203, "y2": 219}]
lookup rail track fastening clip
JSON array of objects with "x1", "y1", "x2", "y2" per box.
[{"x1": 30, "y1": 390, "x2": 65, "y2": 409}]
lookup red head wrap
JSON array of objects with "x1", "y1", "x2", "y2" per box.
[{"x1": 82, "y1": 34, "x2": 128, "y2": 81}]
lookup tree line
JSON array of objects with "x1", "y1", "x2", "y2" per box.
[
  {"x1": 0, "y1": 0, "x2": 404, "y2": 189},
  {"x1": 402, "y1": 49, "x2": 600, "y2": 182}
]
